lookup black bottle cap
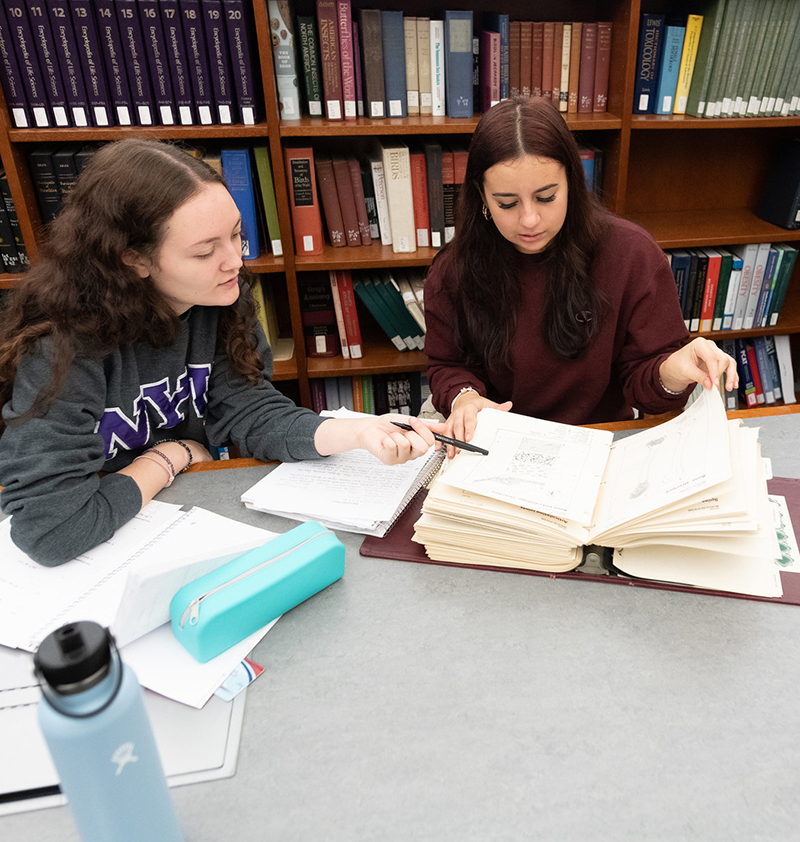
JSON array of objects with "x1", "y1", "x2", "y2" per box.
[{"x1": 34, "y1": 622, "x2": 113, "y2": 691}]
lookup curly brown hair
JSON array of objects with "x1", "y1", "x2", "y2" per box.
[{"x1": 0, "y1": 139, "x2": 264, "y2": 434}]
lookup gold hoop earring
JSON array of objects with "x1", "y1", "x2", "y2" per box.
[{"x1": 482, "y1": 203, "x2": 491, "y2": 221}]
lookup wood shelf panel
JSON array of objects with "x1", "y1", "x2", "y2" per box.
[
  {"x1": 296, "y1": 242, "x2": 439, "y2": 270},
  {"x1": 271, "y1": 353, "x2": 298, "y2": 381},
  {"x1": 0, "y1": 274, "x2": 25, "y2": 289},
  {"x1": 306, "y1": 339, "x2": 426, "y2": 378},
  {"x1": 8, "y1": 125, "x2": 273, "y2": 143},
  {"x1": 245, "y1": 255, "x2": 285, "y2": 274},
  {"x1": 632, "y1": 115, "x2": 800, "y2": 130}
]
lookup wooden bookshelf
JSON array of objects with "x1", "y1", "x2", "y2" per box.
[{"x1": 1, "y1": 0, "x2": 799, "y2": 416}]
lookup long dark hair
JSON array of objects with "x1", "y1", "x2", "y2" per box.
[
  {"x1": 0, "y1": 139, "x2": 263, "y2": 433},
  {"x1": 441, "y1": 97, "x2": 609, "y2": 368}
]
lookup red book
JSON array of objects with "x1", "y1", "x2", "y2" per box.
[
  {"x1": 310, "y1": 378, "x2": 327, "y2": 412},
  {"x1": 314, "y1": 153, "x2": 347, "y2": 247},
  {"x1": 551, "y1": 22, "x2": 563, "y2": 105},
  {"x1": 409, "y1": 147, "x2": 430, "y2": 248},
  {"x1": 578, "y1": 22, "x2": 598, "y2": 114},
  {"x1": 518, "y1": 21, "x2": 531, "y2": 98},
  {"x1": 336, "y1": 0, "x2": 357, "y2": 119},
  {"x1": 568, "y1": 21, "x2": 582, "y2": 113},
  {"x1": 316, "y1": 0, "x2": 343, "y2": 120},
  {"x1": 699, "y1": 249, "x2": 721, "y2": 333},
  {"x1": 746, "y1": 343, "x2": 765, "y2": 404},
  {"x1": 541, "y1": 22, "x2": 554, "y2": 100},
  {"x1": 332, "y1": 154, "x2": 362, "y2": 246},
  {"x1": 347, "y1": 157, "x2": 372, "y2": 245},
  {"x1": 509, "y1": 21, "x2": 521, "y2": 97},
  {"x1": 328, "y1": 270, "x2": 350, "y2": 359},
  {"x1": 352, "y1": 376, "x2": 364, "y2": 412},
  {"x1": 299, "y1": 274, "x2": 339, "y2": 357},
  {"x1": 284, "y1": 146, "x2": 324, "y2": 255},
  {"x1": 337, "y1": 268, "x2": 363, "y2": 359},
  {"x1": 593, "y1": 22, "x2": 612, "y2": 112},
  {"x1": 479, "y1": 30, "x2": 500, "y2": 111},
  {"x1": 531, "y1": 22, "x2": 544, "y2": 97}
]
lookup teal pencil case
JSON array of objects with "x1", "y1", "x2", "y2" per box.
[{"x1": 169, "y1": 521, "x2": 344, "y2": 663}]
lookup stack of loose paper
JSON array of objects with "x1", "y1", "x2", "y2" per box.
[{"x1": 414, "y1": 388, "x2": 784, "y2": 598}]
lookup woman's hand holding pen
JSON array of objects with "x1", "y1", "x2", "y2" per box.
[
  {"x1": 659, "y1": 337, "x2": 740, "y2": 394},
  {"x1": 445, "y1": 391, "x2": 513, "y2": 459}
]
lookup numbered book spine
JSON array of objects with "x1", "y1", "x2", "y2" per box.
[
  {"x1": 443, "y1": 10, "x2": 472, "y2": 117},
  {"x1": 158, "y1": 0, "x2": 195, "y2": 125},
  {"x1": 381, "y1": 10, "x2": 407, "y2": 118},
  {"x1": 331, "y1": 154, "x2": 362, "y2": 246},
  {"x1": 222, "y1": 0, "x2": 257, "y2": 125},
  {"x1": 93, "y1": 0, "x2": 134, "y2": 126},
  {"x1": 180, "y1": 0, "x2": 215, "y2": 124},
  {"x1": 69, "y1": 0, "x2": 113, "y2": 126},
  {"x1": 315, "y1": 152, "x2": 346, "y2": 248},
  {"x1": 220, "y1": 148, "x2": 259, "y2": 259},
  {"x1": 115, "y1": 0, "x2": 155, "y2": 125},
  {"x1": 268, "y1": 0, "x2": 300, "y2": 120},
  {"x1": 7, "y1": 0, "x2": 52, "y2": 126},
  {"x1": 0, "y1": 3, "x2": 33, "y2": 127},
  {"x1": 347, "y1": 157, "x2": 372, "y2": 245},
  {"x1": 297, "y1": 16, "x2": 323, "y2": 117},
  {"x1": 26, "y1": 1, "x2": 71, "y2": 126},
  {"x1": 200, "y1": 0, "x2": 235, "y2": 123},
  {"x1": 137, "y1": 0, "x2": 176, "y2": 125}
]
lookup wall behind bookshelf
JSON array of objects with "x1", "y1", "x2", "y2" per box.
[{"x1": 0, "y1": 0, "x2": 798, "y2": 412}]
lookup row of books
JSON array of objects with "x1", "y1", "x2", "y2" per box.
[
  {"x1": 271, "y1": 3, "x2": 613, "y2": 121},
  {"x1": 635, "y1": 2, "x2": 800, "y2": 117},
  {"x1": 666, "y1": 242, "x2": 798, "y2": 333},
  {"x1": 299, "y1": 267, "x2": 426, "y2": 359},
  {"x1": 252, "y1": 276, "x2": 294, "y2": 363},
  {"x1": 0, "y1": 0, "x2": 259, "y2": 129},
  {"x1": 310, "y1": 372, "x2": 429, "y2": 416},
  {"x1": 0, "y1": 171, "x2": 27, "y2": 275},
  {"x1": 27, "y1": 141, "x2": 283, "y2": 260},
  {"x1": 718, "y1": 335, "x2": 796, "y2": 410}
]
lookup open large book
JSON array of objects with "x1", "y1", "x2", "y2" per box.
[{"x1": 413, "y1": 388, "x2": 784, "y2": 598}]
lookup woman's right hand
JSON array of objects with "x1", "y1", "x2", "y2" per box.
[{"x1": 445, "y1": 391, "x2": 512, "y2": 458}]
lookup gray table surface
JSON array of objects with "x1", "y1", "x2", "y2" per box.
[{"x1": 3, "y1": 413, "x2": 800, "y2": 842}]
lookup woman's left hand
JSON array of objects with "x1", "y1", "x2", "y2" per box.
[{"x1": 659, "y1": 337, "x2": 739, "y2": 394}]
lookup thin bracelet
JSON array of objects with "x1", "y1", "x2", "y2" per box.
[
  {"x1": 134, "y1": 454, "x2": 175, "y2": 487},
  {"x1": 145, "y1": 447, "x2": 177, "y2": 480},
  {"x1": 658, "y1": 373, "x2": 689, "y2": 396},
  {"x1": 156, "y1": 438, "x2": 193, "y2": 473},
  {"x1": 451, "y1": 387, "x2": 478, "y2": 412}
]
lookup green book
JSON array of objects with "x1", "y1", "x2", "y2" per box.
[
  {"x1": 773, "y1": 14, "x2": 800, "y2": 114},
  {"x1": 253, "y1": 145, "x2": 283, "y2": 257},
  {"x1": 297, "y1": 16, "x2": 323, "y2": 117},
  {"x1": 711, "y1": 248, "x2": 734, "y2": 331},
  {"x1": 760, "y1": 1, "x2": 800, "y2": 114},
  {"x1": 719, "y1": 0, "x2": 756, "y2": 117},
  {"x1": 746, "y1": 0, "x2": 786, "y2": 114},
  {"x1": 369, "y1": 273, "x2": 417, "y2": 350},
  {"x1": 686, "y1": 0, "x2": 729, "y2": 117},
  {"x1": 767, "y1": 244, "x2": 799, "y2": 327},
  {"x1": 351, "y1": 276, "x2": 406, "y2": 351},
  {"x1": 380, "y1": 271, "x2": 424, "y2": 349},
  {"x1": 704, "y1": 0, "x2": 741, "y2": 117},
  {"x1": 733, "y1": 0, "x2": 772, "y2": 116}
]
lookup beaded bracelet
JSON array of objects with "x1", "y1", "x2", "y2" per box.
[
  {"x1": 135, "y1": 453, "x2": 175, "y2": 487},
  {"x1": 156, "y1": 438, "x2": 194, "y2": 473},
  {"x1": 145, "y1": 447, "x2": 177, "y2": 481}
]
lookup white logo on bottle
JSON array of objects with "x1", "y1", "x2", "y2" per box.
[{"x1": 111, "y1": 742, "x2": 139, "y2": 775}]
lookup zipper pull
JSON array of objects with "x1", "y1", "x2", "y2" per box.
[{"x1": 180, "y1": 598, "x2": 201, "y2": 628}]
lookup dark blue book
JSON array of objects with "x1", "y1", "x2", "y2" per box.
[
  {"x1": 6, "y1": 0, "x2": 53, "y2": 126},
  {"x1": 52, "y1": 143, "x2": 81, "y2": 199},
  {"x1": 25, "y1": 1, "x2": 71, "y2": 126},
  {"x1": 137, "y1": 0, "x2": 177, "y2": 125},
  {"x1": 220, "y1": 148, "x2": 259, "y2": 259},
  {"x1": 68, "y1": 0, "x2": 113, "y2": 126},
  {"x1": 668, "y1": 249, "x2": 692, "y2": 319},
  {"x1": 200, "y1": 0, "x2": 235, "y2": 124},
  {"x1": 114, "y1": 0, "x2": 156, "y2": 125},
  {"x1": 44, "y1": 0, "x2": 91, "y2": 127},
  {"x1": 0, "y1": 3, "x2": 32, "y2": 128},
  {"x1": 29, "y1": 145, "x2": 63, "y2": 223},
  {"x1": 222, "y1": 0, "x2": 258, "y2": 125},
  {"x1": 158, "y1": 0, "x2": 195, "y2": 125},
  {"x1": 483, "y1": 13, "x2": 509, "y2": 101},
  {"x1": 0, "y1": 201, "x2": 20, "y2": 274},
  {"x1": 753, "y1": 246, "x2": 779, "y2": 330},
  {"x1": 735, "y1": 338, "x2": 756, "y2": 408},
  {"x1": 380, "y1": 10, "x2": 407, "y2": 118},
  {"x1": 93, "y1": 0, "x2": 135, "y2": 126},
  {"x1": 0, "y1": 171, "x2": 28, "y2": 269},
  {"x1": 633, "y1": 12, "x2": 664, "y2": 114},
  {"x1": 444, "y1": 10, "x2": 473, "y2": 118},
  {"x1": 180, "y1": 0, "x2": 215, "y2": 124},
  {"x1": 753, "y1": 336, "x2": 776, "y2": 404}
]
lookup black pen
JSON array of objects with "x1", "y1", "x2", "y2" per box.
[{"x1": 390, "y1": 421, "x2": 490, "y2": 456}]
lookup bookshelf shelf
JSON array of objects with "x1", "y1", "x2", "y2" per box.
[
  {"x1": 296, "y1": 243, "x2": 438, "y2": 271},
  {"x1": 307, "y1": 344, "x2": 427, "y2": 378},
  {"x1": 8, "y1": 125, "x2": 275, "y2": 144},
  {"x1": 631, "y1": 115, "x2": 800, "y2": 130},
  {"x1": 245, "y1": 255, "x2": 286, "y2": 274}
]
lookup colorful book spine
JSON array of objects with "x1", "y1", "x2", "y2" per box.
[
  {"x1": 268, "y1": 0, "x2": 300, "y2": 119},
  {"x1": 699, "y1": 248, "x2": 721, "y2": 332},
  {"x1": 479, "y1": 29, "x2": 500, "y2": 111},
  {"x1": 768, "y1": 244, "x2": 799, "y2": 327},
  {"x1": 298, "y1": 15, "x2": 323, "y2": 117},
  {"x1": 222, "y1": 0, "x2": 258, "y2": 125},
  {"x1": 736, "y1": 338, "x2": 757, "y2": 407},
  {"x1": 444, "y1": 10, "x2": 472, "y2": 118},
  {"x1": 201, "y1": 0, "x2": 235, "y2": 124},
  {"x1": 633, "y1": 13, "x2": 665, "y2": 114},
  {"x1": 25, "y1": 0, "x2": 70, "y2": 126},
  {"x1": 316, "y1": 0, "x2": 342, "y2": 120},
  {"x1": 685, "y1": 0, "x2": 727, "y2": 117},
  {"x1": 115, "y1": 0, "x2": 155, "y2": 125},
  {"x1": 180, "y1": 0, "x2": 215, "y2": 124},
  {"x1": 653, "y1": 23, "x2": 685, "y2": 115},
  {"x1": 409, "y1": 146, "x2": 430, "y2": 248},
  {"x1": 284, "y1": 146, "x2": 324, "y2": 255},
  {"x1": 253, "y1": 145, "x2": 283, "y2": 256},
  {"x1": 337, "y1": 268, "x2": 363, "y2": 358},
  {"x1": 336, "y1": 0, "x2": 356, "y2": 119},
  {"x1": 137, "y1": 0, "x2": 176, "y2": 125},
  {"x1": 8, "y1": 0, "x2": 56, "y2": 127},
  {"x1": 220, "y1": 148, "x2": 259, "y2": 259},
  {"x1": 754, "y1": 246, "x2": 779, "y2": 330},
  {"x1": 328, "y1": 270, "x2": 350, "y2": 359},
  {"x1": 352, "y1": 276, "x2": 405, "y2": 351},
  {"x1": 673, "y1": 13, "x2": 703, "y2": 114},
  {"x1": 483, "y1": 13, "x2": 509, "y2": 101},
  {"x1": 381, "y1": 10, "x2": 407, "y2": 118}
]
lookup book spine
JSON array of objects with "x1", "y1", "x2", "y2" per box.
[
  {"x1": 25, "y1": 1, "x2": 70, "y2": 126},
  {"x1": 593, "y1": 22, "x2": 612, "y2": 112},
  {"x1": 686, "y1": 0, "x2": 726, "y2": 117},
  {"x1": 266, "y1": 0, "x2": 300, "y2": 120},
  {"x1": 746, "y1": 340, "x2": 765, "y2": 403},
  {"x1": 409, "y1": 149, "x2": 430, "y2": 248},
  {"x1": 754, "y1": 247, "x2": 779, "y2": 328},
  {"x1": 358, "y1": 8, "x2": 384, "y2": 118},
  {"x1": 368, "y1": 154, "x2": 392, "y2": 246},
  {"x1": 416, "y1": 16, "x2": 432, "y2": 115},
  {"x1": 347, "y1": 157, "x2": 371, "y2": 245},
  {"x1": 0, "y1": 171, "x2": 27, "y2": 267},
  {"x1": 768, "y1": 246, "x2": 798, "y2": 326},
  {"x1": 115, "y1": 0, "x2": 155, "y2": 125},
  {"x1": 736, "y1": 338, "x2": 757, "y2": 407},
  {"x1": 633, "y1": 13, "x2": 664, "y2": 113},
  {"x1": 284, "y1": 146, "x2": 324, "y2": 255},
  {"x1": 689, "y1": 250, "x2": 708, "y2": 332},
  {"x1": 179, "y1": 0, "x2": 214, "y2": 124},
  {"x1": 577, "y1": 21, "x2": 597, "y2": 113},
  {"x1": 252, "y1": 145, "x2": 283, "y2": 256},
  {"x1": 337, "y1": 268, "x2": 363, "y2": 359},
  {"x1": 352, "y1": 276, "x2": 405, "y2": 351},
  {"x1": 731, "y1": 244, "x2": 756, "y2": 331},
  {"x1": 753, "y1": 336, "x2": 776, "y2": 403},
  {"x1": 711, "y1": 251, "x2": 733, "y2": 331},
  {"x1": 137, "y1": 0, "x2": 176, "y2": 125},
  {"x1": 220, "y1": 148, "x2": 259, "y2": 259},
  {"x1": 0, "y1": 3, "x2": 33, "y2": 128},
  {"x1": 550, "y1": 22, "x2": 562, "y2": 105},
  {"x1": 381, "y1": 10, "x2": 406, "y2": 118},
  {"x1": 331, "y1": 154, "x2": 361, "y2": 246},
  {"x1": 380, "y1": 142, "x2": 416, "y2": 253},
  {"x1": 315, "y1": 153, "x2": 346, "y2": 248},
  {"x1": 404, "y1": 15, "x2": 419, "y2": 116},
  {"x1": 673, "y1": 13, "x2": 703, "y2": 114},
  {"x1": 484, "y1": 13, "x2": 509, "y2": 100},
  {"x1": 430, "y1": 18, "x2": 445, "y2": 117},
  {"x1": 508, "y1": 20, "x2": 520, "y2": 97},
  {"x1": 382, "y1": 272, "x2": 422, "y2": 349},
  {"x1": 530, "y1": 20, "x2": 543, "y2": 98},
  {"x1": 479, "y1": 29, "x2": 500, "y2": 111},
  {"x1": 310, "y1": 378, "x2": 327, "y2": 412},
  {"x1": 351, "y1": 19, "x2": 363, "y2": 116},
  {"x1": 722, "y1": 261, "x2": 742, "y2": 330},
  {"x1": 316, "y1": 0, "x2": 342, "y2": 120},
  {"x1": 567, "y1": 21, "x2": 582, "y2": 113},
  {"x1": 372, "y1": 274, "x2": 415, "y2": 349},
  {"x1": 653, "y1": 25, "x2": 685, "y2": 115},
  {"x1": 743, "y1": 242, "x2": 770, "y2": 329},
  {"x1": 541, "y1": 21, "x2": 554, "y2": 100},
  {"x1": 299, "y1": 276, "x2": 339, "y2": 357},
  {"x1": 336, "y1": 0, "x2": 356, "y2": 119},
  {"x1": 360, "y1": 164, "x2": 379, "y2": 240},
  {"x1": 559, "y1": 23, "x2": 571, "y2": 112},
  {"x1": 200, "y1": 0, "x2": 235, "y2": 123},
  {"x1": 423, "y1": 141, "x2": 444, "y2": 249},
  {"x1": 699, "y1": 251, "x2": 720, "y2": 332},
  {"x1": 156, "y1": 0, "x2": 193, "y2": 126},
  {"x1": 764, "y1": 335, "x2": 782, "y2": 401},
  {"x1": 29, "y1": 146, "x2": 63, "y2": 223},
  {"x1": 297, "y1": 16, "x2": 323, "y2": 117},
  {"x1": 0, "y1": 201, "x2": 20, "y2": 273},
  {"x1": 222, "y1": 0, "x2": 257, "y2": 125},
  {"x1": 444, "y1": 10, "x2": 472, "y2": 118},
  {"x1": 93, "y1": 0, "x2": 134, "y2": 126},
  {"x1": 328, "y1": 270, "x2": 350, "y2": 359},
  {"x1": 6, "y1": 0, "x2": 52, "y2": 127},
  {"x1": 69, "y1": 0, "x2": 113, "y2": 126},
  {"x1": 441, "y1": 147, "x2": 455, "y2": 243}
]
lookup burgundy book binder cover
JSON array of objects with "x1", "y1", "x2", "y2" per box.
[{"x1": 359, "y1": 477, "x2": 800, "y2": 606}]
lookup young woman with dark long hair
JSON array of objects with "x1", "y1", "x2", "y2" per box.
[
  {"x1": 0, "y1": 139, "x2": 438, "y2": 565},
  {"x1": 425, "y1": 97, "x2": 738, "y2": 450}
]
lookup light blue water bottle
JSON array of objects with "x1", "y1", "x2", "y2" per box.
[{"x1": 34, "y1": 621, "x2": 184, "y2": 842}]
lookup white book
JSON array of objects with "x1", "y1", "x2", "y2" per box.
[
  {"x1": 559, "y1": 24, "x2": 571, "y2": 112},
  {"x1": 378, "y1": 139, "x2": 417, "y2": 254},
  {"x1": 394, "y1": 270, "x2": 426, "y2": 332},
  {"x1": 743, "y1": 242, "x2": 772, "y2": 329},
  {"x1": 775, "y1": 334, "x2": 796, "y2": 404},
  {"x1": 730, "y1": 243, "x2": 759, "y2": 331},
  {"x1": 430, "y1": 19, "x2": 446, "y2": 116},
  {"x1": 366, "y1": 149, "x2": 393, "y2": 246}
]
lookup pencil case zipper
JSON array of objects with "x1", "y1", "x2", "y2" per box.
[{"x1": 179, "y1": 529, "x2": 333, "y2": 629}]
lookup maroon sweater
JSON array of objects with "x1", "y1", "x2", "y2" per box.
[{"x1": 425, "y1": 217, "x2": 692, "y2": 425}]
